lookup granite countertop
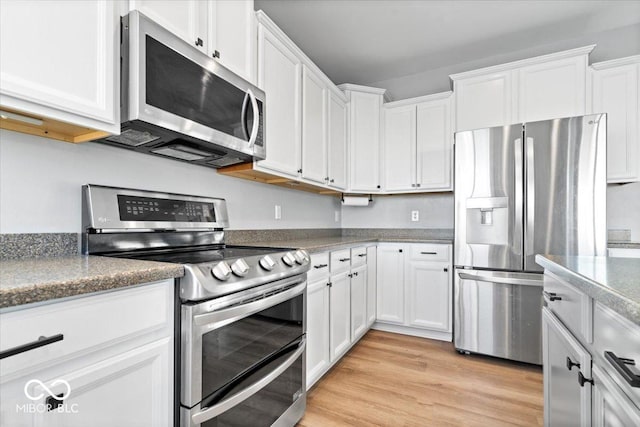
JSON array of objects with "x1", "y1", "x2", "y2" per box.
[
  {"x1": 242, "y1": 236, "x2": 453, "y2": 253},
  {"x1": 608, "y1": 241, "x2": 640, "y2": 249},
  {"x1": 536, "y1": 255, "x2": 640, "y2": 326},
  {"x1": 0, "y1": 256, "x2": 184, "y2": 310}
]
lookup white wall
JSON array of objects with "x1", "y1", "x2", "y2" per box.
[
  {"x1": 341, "y1": 193, "x2": 453, "y2": 229},
  {"x1": 607, "y1": 182, "x2": 640, "y2": 242},
  {"x1": 0, "y1": 130, "x2": 341, "y2": 233}
]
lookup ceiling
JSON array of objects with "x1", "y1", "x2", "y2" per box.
[{"x1": 254, "y1": 0, "x2": 640, "y2": 87}]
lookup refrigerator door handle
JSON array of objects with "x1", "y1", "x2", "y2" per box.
[
  {"x1": 514, "y1": 137, "x2": 523, "y2": 255},
  {"x1": 525, "y1": 136, "x2": 535, "y2": 257},
  {"x1": 458, "y1": 272, "x2": 543, "y2": 287}
]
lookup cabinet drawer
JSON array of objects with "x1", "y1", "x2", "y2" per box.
[
  {"x1": 308, "y1": 252, "x2": 330, "y2": 281},
  {"x1": 330, "y1": 249, "x2": 352, "y2": 273},
  {"x1": 409, "y1": 244, "x2": 450, "y2": 262},
  {"x1": 0, "y1": 280, "x2": 173, "y2": 379},
  {"x1": 351, "y1": 246, "x2": 367, "y2": 267},
  {"x1": 593, "y1": 302, "x2": 640, "y2": 405},
  {"x1": 542, "y1": 272, "x2": 591, "y2": 343}
]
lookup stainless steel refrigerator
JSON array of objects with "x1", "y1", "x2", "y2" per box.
[{"x1": 453, "y1": 114, "x2": 607, "y2": 365}]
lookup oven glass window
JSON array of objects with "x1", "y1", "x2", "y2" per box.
[
  {"x1": 200, "y1": 294, "x2": 304, "y2": 401},
  {"x1": 145, "y1": 36, "x2": 250, "y2": 142}
]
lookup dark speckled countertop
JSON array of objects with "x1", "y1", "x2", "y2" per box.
[
  {"x1": 0, "y1": 256, "x2": 184, "y2": 310},
  {"x1": 536, "y1": 255, "x2": 640, "y2": 326}
]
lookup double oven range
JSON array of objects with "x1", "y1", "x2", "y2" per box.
[{"x1": 82, "y1": 185, "x2": 310, "y2": 427}]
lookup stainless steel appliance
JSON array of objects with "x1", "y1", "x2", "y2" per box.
[
  {"x1": 454, "y1": 114, "x2": 607, "y2": 365},
  {"x1": 82, "y1": 185, "x2": 310, "y2": 427},
  {"x1": 96, "y1": 11, "x2": 265, "y2": 168}
]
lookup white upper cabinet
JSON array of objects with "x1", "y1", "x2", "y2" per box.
[
  {"x1": 301, "y1": 66, "x2": 328, "y2": 184},
  {"x1": 129, "y1": 0, "x2": 208, "y2": 52},
  {"x1": 591, "y1": 56, "x2": 640, "y2": 183},
  {"x1": 0, "y1": 0, "x2": 119, "y2": 136},
  {"x1": 256, "y1": 21, "x2": 302, "y2": 177},
  {"x1": 452, "y1": 45, "x2": 593, "y2": 131},
  {"x1": 517, "y1": 55, "x2": 587, "y2": 123},
  {"x1": 453, "y1": 70, "x2": 514, "y2": 131},
  {"x1": 327, "y1": 92, "x2": 348, "y2": 190},
  {"x1": 382, "y1": 92, "x2": 453, "y2": 192},
  {"x1": 340, "y1": 84, "x2": 386, "y2": 192}
]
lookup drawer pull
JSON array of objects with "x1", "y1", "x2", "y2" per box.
[
  {"x1": 0, "y1": 334, "x2": 64, "y2": 360},
  {"x1": 420, "y1": 251, "x2": 438, "y2": 255},
  {"x1": 566, "y1": 357, "x2": 580, "y2": 371},
  {"x1": 358, "y1": 254, "x2": 366, "y2": 258},
  {"x1": 578, "y1": 371, "x2": 594, "y2": 387},
  {"x1": 313, "y1": 264, "x2": 328, "y2": 269},
  {"x1": 543, "y1": 291, "x2": 562, "y2": 302},
  {"x1": 339, "y1": 258, "x2": 350, "y2": 262},
  {"x1": 604, "y1": 351, "x2": 640, "y2": 388}
]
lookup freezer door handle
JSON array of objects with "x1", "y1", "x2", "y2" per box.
[
  {"x1": 514, "y1": 138, "x2": 523, "y2": 255},
  {"x1": 457, "y1": 272, "x2": 543, "y2": 287},
  {"x1": 525, "y1": 136, "x2": 535, "y2": 257}
]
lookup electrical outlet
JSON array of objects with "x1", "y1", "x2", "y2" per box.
[
  {"x1": 275, "y1": 205, "x2": 281, "y2": 220},
  {"x1": 411, "y1": 210, "x2": 419, "y2": 222}
]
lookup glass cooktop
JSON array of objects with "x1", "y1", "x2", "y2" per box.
[{"x1": 110, "y1": 245, "x2": 290, "y2": 264}]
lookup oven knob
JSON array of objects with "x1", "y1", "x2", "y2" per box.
[
  {"x1": 231, "y1": 258, "x2": 250, "y2": 277},
  {"x1": 259, "y1": 255, "x2": 276, "y2": 271},
  {"x1": 282, "y1": 252, "x2": 296, "y2": 267},
  {"x1": 294, "y1": 249, "x2": 310, "y2": 265},
  {"x1": 211, "y1": 261, "x2": 232, "y2": 281}
]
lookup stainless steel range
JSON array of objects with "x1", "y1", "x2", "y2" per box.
[{"x1": 82, "y1": 185, "x2": 310, "y2": 427}]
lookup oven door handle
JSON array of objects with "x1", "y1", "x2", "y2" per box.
[
  {"x1": 191, "y1": 338, "x2": 306, "y2": 425},
  {"x1": 193, "y1": 278, "x2": 306, "y2": 328}
]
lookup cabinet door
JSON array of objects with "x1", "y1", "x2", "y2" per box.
[
  {"x1": 416, "y1": 97, "x2": 453, "y2": 191},
  {"x1": 592, "y1": 63, "x2": 639, "y2": 183},
  {"x1": 592, "y1": 365, "x2": 640, "y2": 427},
  {"x1": 208, "y1": 0, "x2": 256, "y2": 82},
  {"x1": 327, "y1": 92, "x2": 348, "y2": 190},
  {"x1": 0, "y1": 0, "x2": 119, "y2": 133},
  {"x1": 376, "y1": 244, "x2": 405, "y2": 324},
  {"x1": 454, "y1": 71, "x2": 514, "y2": 131},
  {"x1": 349, "y1": 92, "x2": 381, "y2": 191},
  {"x1": 130, "y1": 0, "x2": 208, "y2": 52},
  {"x1": 350, "y1": 265, "x2": 368, "y2": 341},
  {"x1": 256, "y1": 24, "x2": 302, "y2": 177},
  {"x1": 366, "y1": 246, "x2": 377, "y2": 327},
  {"x1": 406, "y1": 261, "x2": 451, "y2": 332},
  {"x1": 0, "y1": 338, "x2": 172, "y2": 427},
  {"x1": 301, "y1": 66, "x2": 328, "y2": 184},
  {"x1": 382, "y1": 104, "x2": 416, "y2": 191},
  {"x1": 518, "y1": 55, "x2": 587, "y2": 123},
  {"x1": 542, "y1": 308, "x2": 592, "y2": 427},
  {"x1": 329, "y1": 271, "x2": 351, "y2": 362},
  {"x1": 306, "y1": 278, "x2": 330, "y2": 389}
]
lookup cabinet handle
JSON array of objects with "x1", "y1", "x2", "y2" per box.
[
  {"x1": 313, "y1": 264, "x2": 328, "y2": 269},
  {"x1": 421, "y1": 251, "x2": 437, "y2": 255},
  {"x1": 327, "y1": 282, "x2": 332, "y2": 287},
  {"x1": 566, "y1": 357, "x2": 580, "y2": 371},
  {"x1": 543, "y1": 291, "x2": 562, "y2": 302},
  {"x1": 339, "y1": 258, "x2": 350, "y2": 262},
  {"x1": 578, "y1": 371, "x2": 594, "y2": 387},
  {"x1": 353, "y1": 272, "x2": 358, "y2": 277},
  {"x1": 399, "y1": 249, "x2": 403, "y2": 253},
  {"x1": 416, "y1": 183, "x2": 421, "y2": 188},
  {"x1": 324, "y1": 177, "x2": 329, "y2": 181},
  {"x1": 443, "y1": 267, "x2": 448, "y2": 272},
  {"x1": 195, "y1": 38, "x2": 203, "y2": 47},
  {"x1": 358, "y1": 254, "x2": 366, "y2": 258},
  {"x1": 212, "y1": 50, "x2": 220, "y2": 59},
  {"x1": 376, "y1": 185, "x2": 381, "y2": 189},
  {"x1": 0, "y1": 334, "x2": 64, "y2": 360},
  {"x1": 297, "y1": 169, "x2": 302, "y2": 174},
  {"x1": 604, "y1": 351, "x2": 640, "y2": 388},
  {"x1": 330, "y1": 179, "x2": 334, "y2": 183},
  {"x1": 348, "y1": 274, "x2": 353, "y2": 278}
]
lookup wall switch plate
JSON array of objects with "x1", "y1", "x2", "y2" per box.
[
  {"x1": 411, "y1": 210, "x2": 419, "y2": 222},
  {"x1": 275, "y1": 205, "x2": 281, "y2": 220}
]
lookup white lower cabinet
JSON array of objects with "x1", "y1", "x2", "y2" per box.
[
  {"x1": 350, "y1": 264, "x2": 367, "y2": 341},
  {"x1": 305, "y1": 277, "x2": 330, "y2": 389},
  {"x1": 0, "y1": 280, "x2": 174, "y2": 427},
  {"x1": 329, "y1": 270, "x2": 351, "y2": 362},
  {"x1": 376, "y1": 243, "x2": 453, "y2": 340},
  {"x1": 592, "y1": 365, "x2": 640, "y2": 427},
  {"x1": 366, "y1": 246, "x2": 377, "y2": 327}
]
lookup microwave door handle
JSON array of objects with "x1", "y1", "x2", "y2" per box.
[
  {"x1": 240, "y1": 91, "x2": 250, "y2": 141},
  {"x1": 247, "y1": 89, "x2": 260, "y2": 147}
]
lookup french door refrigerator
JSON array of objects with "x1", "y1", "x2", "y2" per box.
[{"x1": 453, "y1": 114, "x2": 607, "y2": 365}]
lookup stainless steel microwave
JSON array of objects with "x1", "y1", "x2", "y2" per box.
[{"x1": 97, "y1": 11, "x2": 265, "y2": 168}]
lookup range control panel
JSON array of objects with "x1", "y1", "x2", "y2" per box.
[{"x1": 117, "y1": 195, "x2": 216, "y2": 222}]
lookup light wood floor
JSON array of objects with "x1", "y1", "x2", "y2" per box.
[{"x1": 299, "y1": 330, "x2": 543, "y2": 427}]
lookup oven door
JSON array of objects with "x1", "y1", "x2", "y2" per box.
[{"x1": 181, "y1": 275, "x2": 306, "y2": 426}]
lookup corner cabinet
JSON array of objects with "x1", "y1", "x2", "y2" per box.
[
  {"x1": 590, "y1": 56, "x2": 640, "y2": 183},
  {"x1": 0, "y1": 0, "x2": 120, "y2": 141},
  {"x1": 382, "y1": 92, "x2": 453, "y2": 192}
]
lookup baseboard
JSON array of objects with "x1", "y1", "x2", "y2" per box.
[{"x1": 372, "y1": 322, "x2": 452, "y2": 342}]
